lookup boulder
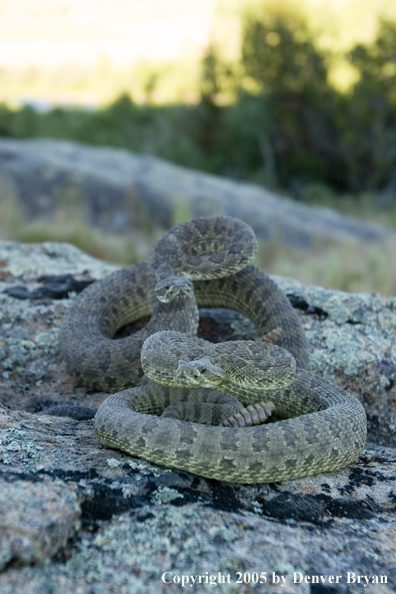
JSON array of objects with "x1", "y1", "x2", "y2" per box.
[
  {"x1": 0, "y1": 138, "x2": 391, "y2": 248},
  {"x1": 0, "y1": 240, "x2": 395, "y2": 593}
]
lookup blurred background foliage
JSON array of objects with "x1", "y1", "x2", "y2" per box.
[
  {"x1": 1, "y1": 1, "x2": 396, "y2": 293},
  {"x1": 2, "y1": 9, "x2": 396, "y2": 205}
]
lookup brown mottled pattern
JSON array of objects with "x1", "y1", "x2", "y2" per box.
[
  {"x1": 60, "y1": 215, "x2": 367, "y2": 483},
  {"x1": 93, "y1": 366, "x2": 366, "y2": 483},
  {"x1": 141, "y1": 332, "x2": 296, "y2": 393},
  {"x1": 60, "y1": 216, "x2": 257, "y2": 391}
]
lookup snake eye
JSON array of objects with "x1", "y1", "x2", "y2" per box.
[{"x1": 200, "y1": 366, "x2": 207, "y2": 374}]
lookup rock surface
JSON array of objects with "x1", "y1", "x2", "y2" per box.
[
  {"x1": 0, "y1": 240, "x2": 395, "y2": 593},
  {"x1": 0, "y1": 138, "x2": 391, "y2": 248}
]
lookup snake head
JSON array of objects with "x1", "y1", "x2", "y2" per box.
[
  {"x1": 175, "y1": 358, "x2": 225, "y2": 387},
  {"x1": 154, "y1": 276, "x2": 194, "y2": 303}
]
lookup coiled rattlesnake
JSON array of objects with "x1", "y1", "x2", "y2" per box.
[{"x1": 60, "y1": 216, "x2": 367, "y2": 483}]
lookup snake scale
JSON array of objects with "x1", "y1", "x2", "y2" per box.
[{"x1": 60, "y1": 215, "x2": 367, "y2": 483}]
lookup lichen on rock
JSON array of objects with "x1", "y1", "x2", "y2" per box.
[{"x1": 0, "y1": 240, "x2": 395, "y2": 593}]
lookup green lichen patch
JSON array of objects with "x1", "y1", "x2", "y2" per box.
[{"x1": 0, "y1": 240, "x2": 118, "y2": 282}]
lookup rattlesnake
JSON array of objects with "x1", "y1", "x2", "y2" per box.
[
  {"x1": 60, "y1": 215, "x2": 367, "y2": 483},
  {"x1": 60, "y1": 216, "x2": 261, "y2": 390}
]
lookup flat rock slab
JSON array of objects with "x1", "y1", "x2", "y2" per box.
[
  {"x1": 0, "y1": 138, "x2": 391, "y2": 248},
  {"x1": 0, "y1": 240, "x2": 396, "y2": 593}
]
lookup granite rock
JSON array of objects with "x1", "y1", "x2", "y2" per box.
[
  {"x1": 0, "y1": 240, "x2": 395, "y2": 593},
  {"x1": 0, "y1": 138, "x2": 392, "y2": 248}
]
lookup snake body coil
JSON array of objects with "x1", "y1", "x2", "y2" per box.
[{"x1": 60, "y1": 216, "x2": 367, "y2": 483}]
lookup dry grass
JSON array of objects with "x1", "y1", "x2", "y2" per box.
[
  {"x1": 255, "y1": 236, "x2": 396, "y2": 295},
  {"x1": 1, "y1": 191, "x2": 395, "y2": 296}
]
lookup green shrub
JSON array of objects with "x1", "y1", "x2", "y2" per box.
[{"x1": 1, "y1": 16, "x2": 396, "y2": 201}]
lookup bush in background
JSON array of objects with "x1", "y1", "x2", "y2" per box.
[{"x1": 1, "y1": 15, "x2": 396, "y2": 202}]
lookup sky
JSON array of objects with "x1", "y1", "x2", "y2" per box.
[
  {"x1": 0, "y1": 0, "x2": 216, "y2": 67},
  {"x1": 1, "y1": 0, "x2": 395, "y2": 107},
  {"x1": 1, "y1": 0, "x2": 396, "y2": 69}
]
